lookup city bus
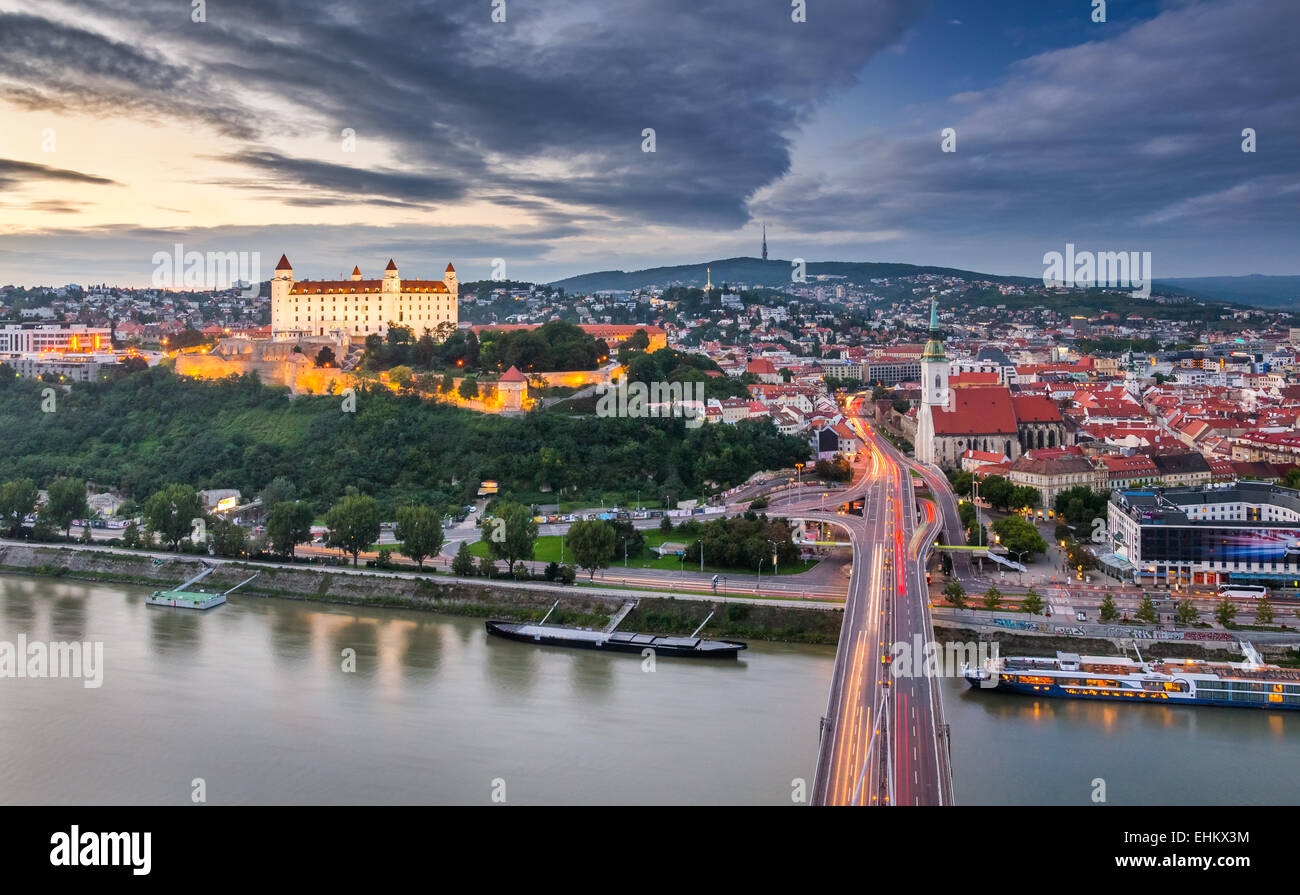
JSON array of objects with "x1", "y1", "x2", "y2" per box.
[{"x1": 1217, "y1": 584, "x2": 1268, "y2": 600}]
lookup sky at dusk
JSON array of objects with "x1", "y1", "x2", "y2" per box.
[{"x1": 0, "y1": 0, "x2": 1296, "y2": 287}]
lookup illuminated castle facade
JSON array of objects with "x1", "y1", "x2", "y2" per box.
[{"x1": 270, "y1": 255, "x2": 458, "y2": 340}]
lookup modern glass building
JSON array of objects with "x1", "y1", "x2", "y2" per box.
[{"x1": 1108, "y1": 481, "x2": 1300, "y2": 589}]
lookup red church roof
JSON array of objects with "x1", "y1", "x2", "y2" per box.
[
  {"x1": 1011, "y1": 394, "x2": 1063, "y2": 423},
  {"x1": 932, "y1": 386, "x2": 1019, "y2": 435}
]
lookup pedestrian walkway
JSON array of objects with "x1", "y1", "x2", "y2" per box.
[{"x1": 604, "y1": 600, "x2": 637, "y2": 632}]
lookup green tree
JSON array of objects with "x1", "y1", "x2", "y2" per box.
[
  {"x1": 122, "y1": 520, "x2": 141, "y2": 549},
  {"x1": 659, "y1": 515, "x2": 673, "y2": 534},
  {"x1": 389, "y1": 365, "x2": 415, "y2": 390},
  {"x1": 1099, "y1": 593, "x2": 1119, "y2": 623},
  {"x1": 944, "y1": 578, "x2": 967, "y2": 610},
  {"x1": 1213, "y1": 597, "x2": 1237, "y2": 628},
  {"x1": 992, "y1": 514, "x2": 1048, "y2": 558},
  {"x1": 395, "y1": 504, "x2": 444, "y2": 571},
  {"x1": 569, "y1": 519, "x2": 616, "y2": 580},
  {"x1": 1136, "y1": 594, "x2": 1158, "y2": 624},
  {"x1": 458, "y1": 376, "x2": 479, "y2": 400},
  {"x1": 484, "y1": 502, "x2": 538, "y2": 579},
  {"x1": 1255, "y1": 596, "x2": 1275, "y2": 626},
  {"x1": 1010, "y1": 485, "x2": 1041, "y2": 512},
  {"x1": 1053, "y1": 485, "x2": 1108, "y2": 528},
  {"x1": 208, "y1": 518, "x2": 248, "y2": 557},
  {"x1": 143, "y1": 483, "x2": 203, "y2": 550},
  {"x1": 451, "y1": 541, "x2": 475, "y2": 576},
  {"x1": 260, "y1": 476, "x2": 296, "y2": 509},
  {"x1": 324, "y1": 494, "x2": 382, "y2": 567},
  {"x1": 44, "y1": 477, "x2": 89, "y2": 538},
  {"x1": 0, "y1": 477, "x2": 38, "y2": 536},
  {"x1": 1021, "y1": 588, "x2": 1045, "y2": 615},
  {"x1": 979, "y1": 475, "x2": 1014, "y2": 511},
  {"x1": 1175, "y1": 599, "x2": 1200, "y2": 626},
  {"x1": 612, "y1": 520, "x2": 645, "y2": 561},
  {"x1": 266, "y1": 500, "x2": 314, "y2": 558},
  {"x1": 982, "y1": 586, "x2": 1003, "y2": 611}
]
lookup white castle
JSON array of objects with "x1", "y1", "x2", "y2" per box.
[{"x1": 270, "y1": 255, "x2": 458, "y2": 340}]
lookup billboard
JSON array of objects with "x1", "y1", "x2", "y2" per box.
[{"x1": 1141, "y1": 525, "x2": 1300, "y2": 563}]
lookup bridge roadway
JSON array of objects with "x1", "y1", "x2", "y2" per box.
[{"x1": 771, "y1": 418, "x2": 953, "y2": 806}]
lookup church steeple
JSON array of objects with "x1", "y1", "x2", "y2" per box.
[
  {"x1": 704, "y1": 266, "x2": 713, "y2": 293},
  {"x1": 922, "y1": 297, "x2": 946, "y2": 362},
  {"x1": 761, "y1": 223, "x2": 768, "y2": 261}
]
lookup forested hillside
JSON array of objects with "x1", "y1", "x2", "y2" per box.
[{"x1": 0, "y1": 366, "x2": 807, "y2": 513}]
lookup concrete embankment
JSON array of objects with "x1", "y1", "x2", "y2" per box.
[
  {"x1": 0, "y1": 543, "x2": 846, "y2": 644},
  {"x1": 0, "y1": 544, "x2": 618, "y2": 628}
]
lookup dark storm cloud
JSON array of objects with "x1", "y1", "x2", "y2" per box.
[
  {"x1": 0, "y1": 0, "x2": 928, "y2": 227},
  {"x1": 213, "y1": 150, "x2": 466, "y2": 203},
  {"x1": 753, "y1": 0, "x2": 1300, "y2": 274}
]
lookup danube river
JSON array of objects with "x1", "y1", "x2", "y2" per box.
[{"x1": 2, "y1": 576, "x2": 1297, "y2": 804}]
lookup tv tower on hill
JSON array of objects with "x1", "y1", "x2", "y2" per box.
[{"x1": 761, "y1": 223, "x2": 768, "y2": 261}]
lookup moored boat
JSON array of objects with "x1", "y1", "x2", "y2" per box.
[
  {"x1": 145, "y1": 565, "x2": 258, "y2": 611},
  {"x1": 486, "y1": 603, "x2": 746, "y2": 659},
  {"x1": 964, "y1": 643, "x2": 1300, "y2": 711}
]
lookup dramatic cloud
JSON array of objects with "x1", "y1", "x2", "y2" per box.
[
  {"x1": 0, "y1": 0, "x2": 1295, "y2": 284},
  {"x1": 752, "y1": 0, "x2": 1300, "y2": 275}
]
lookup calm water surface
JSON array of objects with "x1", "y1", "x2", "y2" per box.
[{"x1": 2, "y1": 575, "x2": 1295, "y2": 804}]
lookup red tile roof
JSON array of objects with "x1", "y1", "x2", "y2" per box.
[
  {"x1": 933, "y1": 386, "x2": 1019, "y2": 435},
  {"x1": 1011, "y1": 394, "x2": 1063, "y2": 423}
]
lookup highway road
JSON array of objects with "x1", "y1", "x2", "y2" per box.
[{"x1": 771, "y1": 403, "x2": 953, "y2": 806}]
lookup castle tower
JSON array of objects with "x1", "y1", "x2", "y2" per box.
[
  {"x1": 915, "y1": 297, "x2": 949, "y2": 465},
  {"x1": 350, "y1": 265, "x2": 362, "y2": 282},
  {"x1": 271, "y1": 254, "x2": 294, "y2": 336},
  {"x1": 381, "y1": 258, "x2": 400, "y2": 334},
  {"x1": 444, "y1": 262, "x2": 457, "y2": 295}
]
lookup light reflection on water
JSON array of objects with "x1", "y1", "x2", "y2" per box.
[{"x1": 0, "y1": 576, "x2": 833, "y2": 805}]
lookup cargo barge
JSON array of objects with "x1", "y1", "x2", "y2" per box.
[{"x1": 486, "y1": 603, "x2": 746, "y2": 659}]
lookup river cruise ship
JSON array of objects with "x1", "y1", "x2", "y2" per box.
[{"x1": 964, "y1": 645, "x2": 1300, "y2": 710}]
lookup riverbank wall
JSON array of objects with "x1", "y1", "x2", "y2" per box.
[{"x1": 0, "y1": 543, "x2": 846, "y2": 643}]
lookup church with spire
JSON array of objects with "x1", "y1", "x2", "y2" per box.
[
  {"x1": 270, "y1": 255, "x2": 458, "y2": 340},
  {"x1": 913, "y1": 296, "x2": 1070, "y2": 468},
  {"x1": 914, "y1": 297, "x2": 948, "y2": 465}
]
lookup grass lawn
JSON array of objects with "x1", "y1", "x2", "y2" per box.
[{"x1": 468, "y1": 529, "x2": 819, "y2": 575}]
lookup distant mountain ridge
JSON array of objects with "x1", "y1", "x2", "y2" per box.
[
  {"x1": 548, "y1": 257, "x2": 1297, "y2": 310},
  {"x1": 1152, "y1": 275, "x2": 1300, "y2": 310},
  {"x1": 547, "y1": 257, "x2": 1039, "y2": 293}
]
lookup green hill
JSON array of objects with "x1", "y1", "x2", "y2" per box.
[{"x1": 549, "y1": 257, "x2": 1040, "y2": 292}]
